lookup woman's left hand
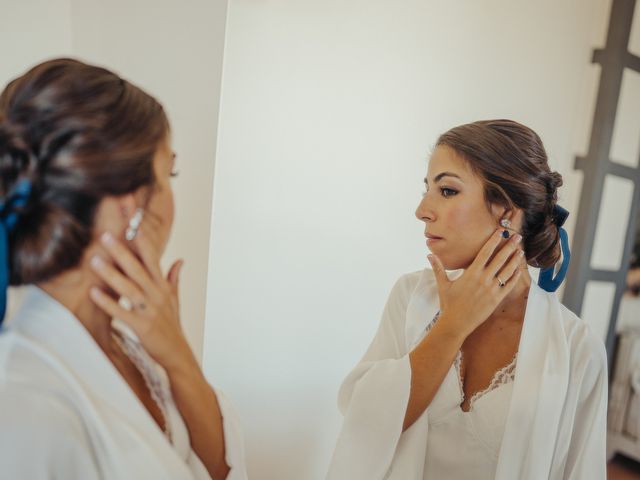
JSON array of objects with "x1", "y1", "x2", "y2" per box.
[{"x1": 89, "y1": 226, "x2": 196, "y2": 375}]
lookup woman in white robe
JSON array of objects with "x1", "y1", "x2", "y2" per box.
[
  {"x1": 327, "y1": 120, "x2": 607, "y2": 480},
  {"x1": 0, "y1": 59, "x2": 247, "y2": 479}
]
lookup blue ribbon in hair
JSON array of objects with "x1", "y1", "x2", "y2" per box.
[
  {"x1": 538, "y1": 205, "x2": 571, "y2": 293},
  {"x1": 0, "y1": 178, "x2": 32, "y2": 325}
]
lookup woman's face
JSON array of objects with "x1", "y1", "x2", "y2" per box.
[
  {"x1": 415, "y1": 145, "x2": 505, "y2": 270},
  {"x1": 142, "y1": 135, "x2": 177, "y2": 255}
]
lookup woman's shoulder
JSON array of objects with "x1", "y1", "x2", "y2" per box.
[
  {"x1": 552, "y1": 297, "x2": 608, "y2": 374},
  {"x1": 0, "y1": 372, "x2": 89, "y2": 442},
  {"x1": 0, "y1": 329, "x2": 73, "y2": 397},
  {"x1": 385, "y1": 268, "x2": 436, "y2": 308},
  {"x1": 391, "y1": 269, "x2": 425, "y2": 293},
  {"x1": 0, "y1": 378, "x2": 98, "y2": 475}
]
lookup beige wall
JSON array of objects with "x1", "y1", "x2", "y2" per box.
[
  {"x1": 1, "y1": 0, "x2": 229, "y2": 360},
  {"x1": 0, "y1": 0, "x2": 72, "y2": 78}
]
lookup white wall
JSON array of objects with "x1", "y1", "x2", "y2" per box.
[
  {"x1": 69, "y1": 0, "x2": 229, "y2": 360},
  {"x1": 0, "y1": 0, "x2": 73, "y2": 81},
  {"x1": 1, "y1": 0, "x2": 74, "y2": 318},
  {"x1": 1, "y1": 0, "x2": 229, "y2": 360},
  {"x1": 204, "y1": 1, "x2": 612, "y2": 479}
]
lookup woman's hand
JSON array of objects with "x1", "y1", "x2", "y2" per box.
[
  {"x1": 428, "y1": 228, "x2": 525, "y2": 340},
  {"x1": 88, "y1": 225, "x2": 196, "y2": 375},
  {"x1": 89, "y1": 225, "x2": 232, "y2": 479}
]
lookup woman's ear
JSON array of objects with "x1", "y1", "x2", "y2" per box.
[
  {"x1": 511, "y1": 208, "x2": 525, "y2": 232},
  {"x1": 491, "y1": 205, "x2": 525, "y2": 234},
  {"x1": 91, "y1": 192, "x2": 140, "y2": 244},
  {"x1": 117, "y1": 193, "x2": 139, "y2": 223},
  {"x1": 490, "y1": 204, "x2": 510, "y2": 223}
]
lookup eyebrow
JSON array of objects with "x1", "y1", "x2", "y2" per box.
[{"x1": 423, "y1": 172, "x2": 463, "y2": 185}]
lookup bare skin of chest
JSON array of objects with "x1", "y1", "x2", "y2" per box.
[{"x1": 458, "y1": 308, "x2": 525, "y2": 412}]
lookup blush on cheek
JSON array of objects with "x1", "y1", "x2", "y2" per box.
[
  {"x1": 446, "y1": 204, "x2": 478, "y2": 233},
  {"x1": 441, "y1": 206, "x2": 495, "y2": 269}
]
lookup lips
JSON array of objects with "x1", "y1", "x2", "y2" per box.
[{"x1": 425, "y1": 233, "x2": 443, "y2": 240}]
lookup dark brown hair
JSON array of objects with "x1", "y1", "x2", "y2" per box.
[
  {"x1": 0, "y1": 58, "x2": 169, "y2": 285},
  {"x1": 437, "y1": 119, "x2": 563, "y2": 269}
]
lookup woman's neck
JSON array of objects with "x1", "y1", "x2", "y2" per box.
[
  {"x1": 491, "y1": 257, "x2": 532, "y2": 321},
  {"x1": 37, "y1": 265, "x2": 115, "y2": 354}
]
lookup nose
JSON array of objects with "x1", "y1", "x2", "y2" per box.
[{"x1": 415, "y1": 194, "x2": 435, "y2": 223}]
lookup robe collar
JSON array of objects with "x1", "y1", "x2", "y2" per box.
[
  {"x1": 403, "y1": 268, "x2": 569, "y2": 479},
  {"x1": 7, "y1": 286, "x2": 195, "y2": 479}
]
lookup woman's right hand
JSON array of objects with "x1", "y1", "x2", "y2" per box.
[{"x1": 428, "y1": 229, "x2": 525, "y2": 340}]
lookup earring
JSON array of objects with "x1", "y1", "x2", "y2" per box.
[
  {"x1": 125, "y1": 208, "x2": 144, "y2": 241},
  {"x1": 500, "y1": 218, "x2": 511, "y2": 239}
]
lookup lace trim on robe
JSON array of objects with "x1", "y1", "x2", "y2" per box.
[
  {"x1": 425, "y1": 311, "x2": 517, "y2": 412},
  {"x1": 111, "y1": 330, "x2": 173, "y2": 442}
]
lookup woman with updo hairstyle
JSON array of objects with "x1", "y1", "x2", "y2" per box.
[
  {"x1": 328, "y1": 120, "x2": 607, "y2": 480},
  {"x1": 0, "y1": 59, "x2": 247, "y2": 480}
]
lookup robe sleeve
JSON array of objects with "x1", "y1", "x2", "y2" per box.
[
  {"x1": 186, "y1": 388, "x2": 248, "y2": 480},
  {"x1": 327, "y1": 272, "x2": 421, "y2": 480},
  {"x1": 562, "y1": 329, "x2": 608, "y2": 480},
  {"x1": 0, "y1": 385, "x2": 101, "y2": 480}
]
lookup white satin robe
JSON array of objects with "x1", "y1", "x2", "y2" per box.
[
  {"x1": 0, "y1": 286, "x2": 247, "y2": 480},
  {"x1": 327, "y1": 268, "x2": 608, "y2": 480}
]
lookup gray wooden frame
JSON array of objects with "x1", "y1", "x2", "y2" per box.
[{"x1": 563, "y1": 0, "x2": 640, "y2": 369}]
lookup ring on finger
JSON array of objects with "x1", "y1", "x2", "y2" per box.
[
  {"x1": 120, "y1": 296, "x2": 147, "y2": 312},
  {"x1": 496, "y1": 276, "x2": 506, "y2": 288}
]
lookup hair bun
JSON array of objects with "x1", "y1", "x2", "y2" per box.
[
  {"x1": 545, "y1": 171, "x2": 563, "y2": 199},
  {"x1": 1, "y1": 58, "x2": 168, "y2": 286},
  {"x1": 0, "y1": 122, "x2": 37, "y2": 198}
]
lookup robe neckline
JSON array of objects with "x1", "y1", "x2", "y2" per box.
[
  {"x1": 404, "y1": 268, "x2": 570, "y2": 480},
  {"x1": 6, "y1": 285, "x2": 195, "y2": 479}
]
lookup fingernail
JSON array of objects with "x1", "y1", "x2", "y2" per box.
[
  {"x1": 90, "y1": 255, "x2": 104, "y2": 269},
  {"x1": 101, "y1": 232, "x2": 114, "y2": 245},
  {"x1": 427, "y1": 254, "x2": 434, "y2": 264},
  {"x1": 514, "y1": 234, "x2": 522, "y2": 243},
  {"x1": 519, "y1": 249, "x2": 525, "y2": 257}
]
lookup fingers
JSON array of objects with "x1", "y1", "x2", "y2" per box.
[
  {"x1": 499, "y1": 269, "x2": 523, "y2": 294},
  {"x1": 428, "y1": 254, "x2": 450, "y2": 291},
  {"x1": 167, "y1": 260, "x2": 183, "y2": 295},
  {"x1": 472, "y1": 230, "x2": 506, "y2": 269},
  {"x1": 495, "y1": 248, "x2": 525, "y2": 285},
  {"x1": 131, "y1": 224, "x2": 164, "y2": 283},
  {"x1": 100, "y1": 232, "x2": 157, "y2": 298},
  {"x1": 90, "y1": 255, "x2": 146, "y2": 307},
  {"x1": 485, "y1": 233, "x2": 523, "y2": 277},
  {"x1": 89, "y1": 287, "x2": 148, "y2": 336}
]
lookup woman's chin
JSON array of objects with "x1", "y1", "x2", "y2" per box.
[{"x1": 430, "y1": 252, "x2": 473, "y2": 271}]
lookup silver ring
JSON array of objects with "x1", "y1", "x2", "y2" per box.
[{"x1": 497, "y1": 277, "x2": 506, "y2": 288}]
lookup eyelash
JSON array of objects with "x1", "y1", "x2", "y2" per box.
[
  {"x1": 423, "y1": 186, "x2": 459, "y2": 198},
  {"x1": 170, "y1": 170, "x2": 180, "y2": 178}
]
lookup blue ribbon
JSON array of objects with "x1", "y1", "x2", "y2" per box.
[
  {"x1": 0, "y1": 178, "x2": 32, "y2": 324},
  {"x1": 538, "y1": 205, "x2": 571, "y2": 293}
]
